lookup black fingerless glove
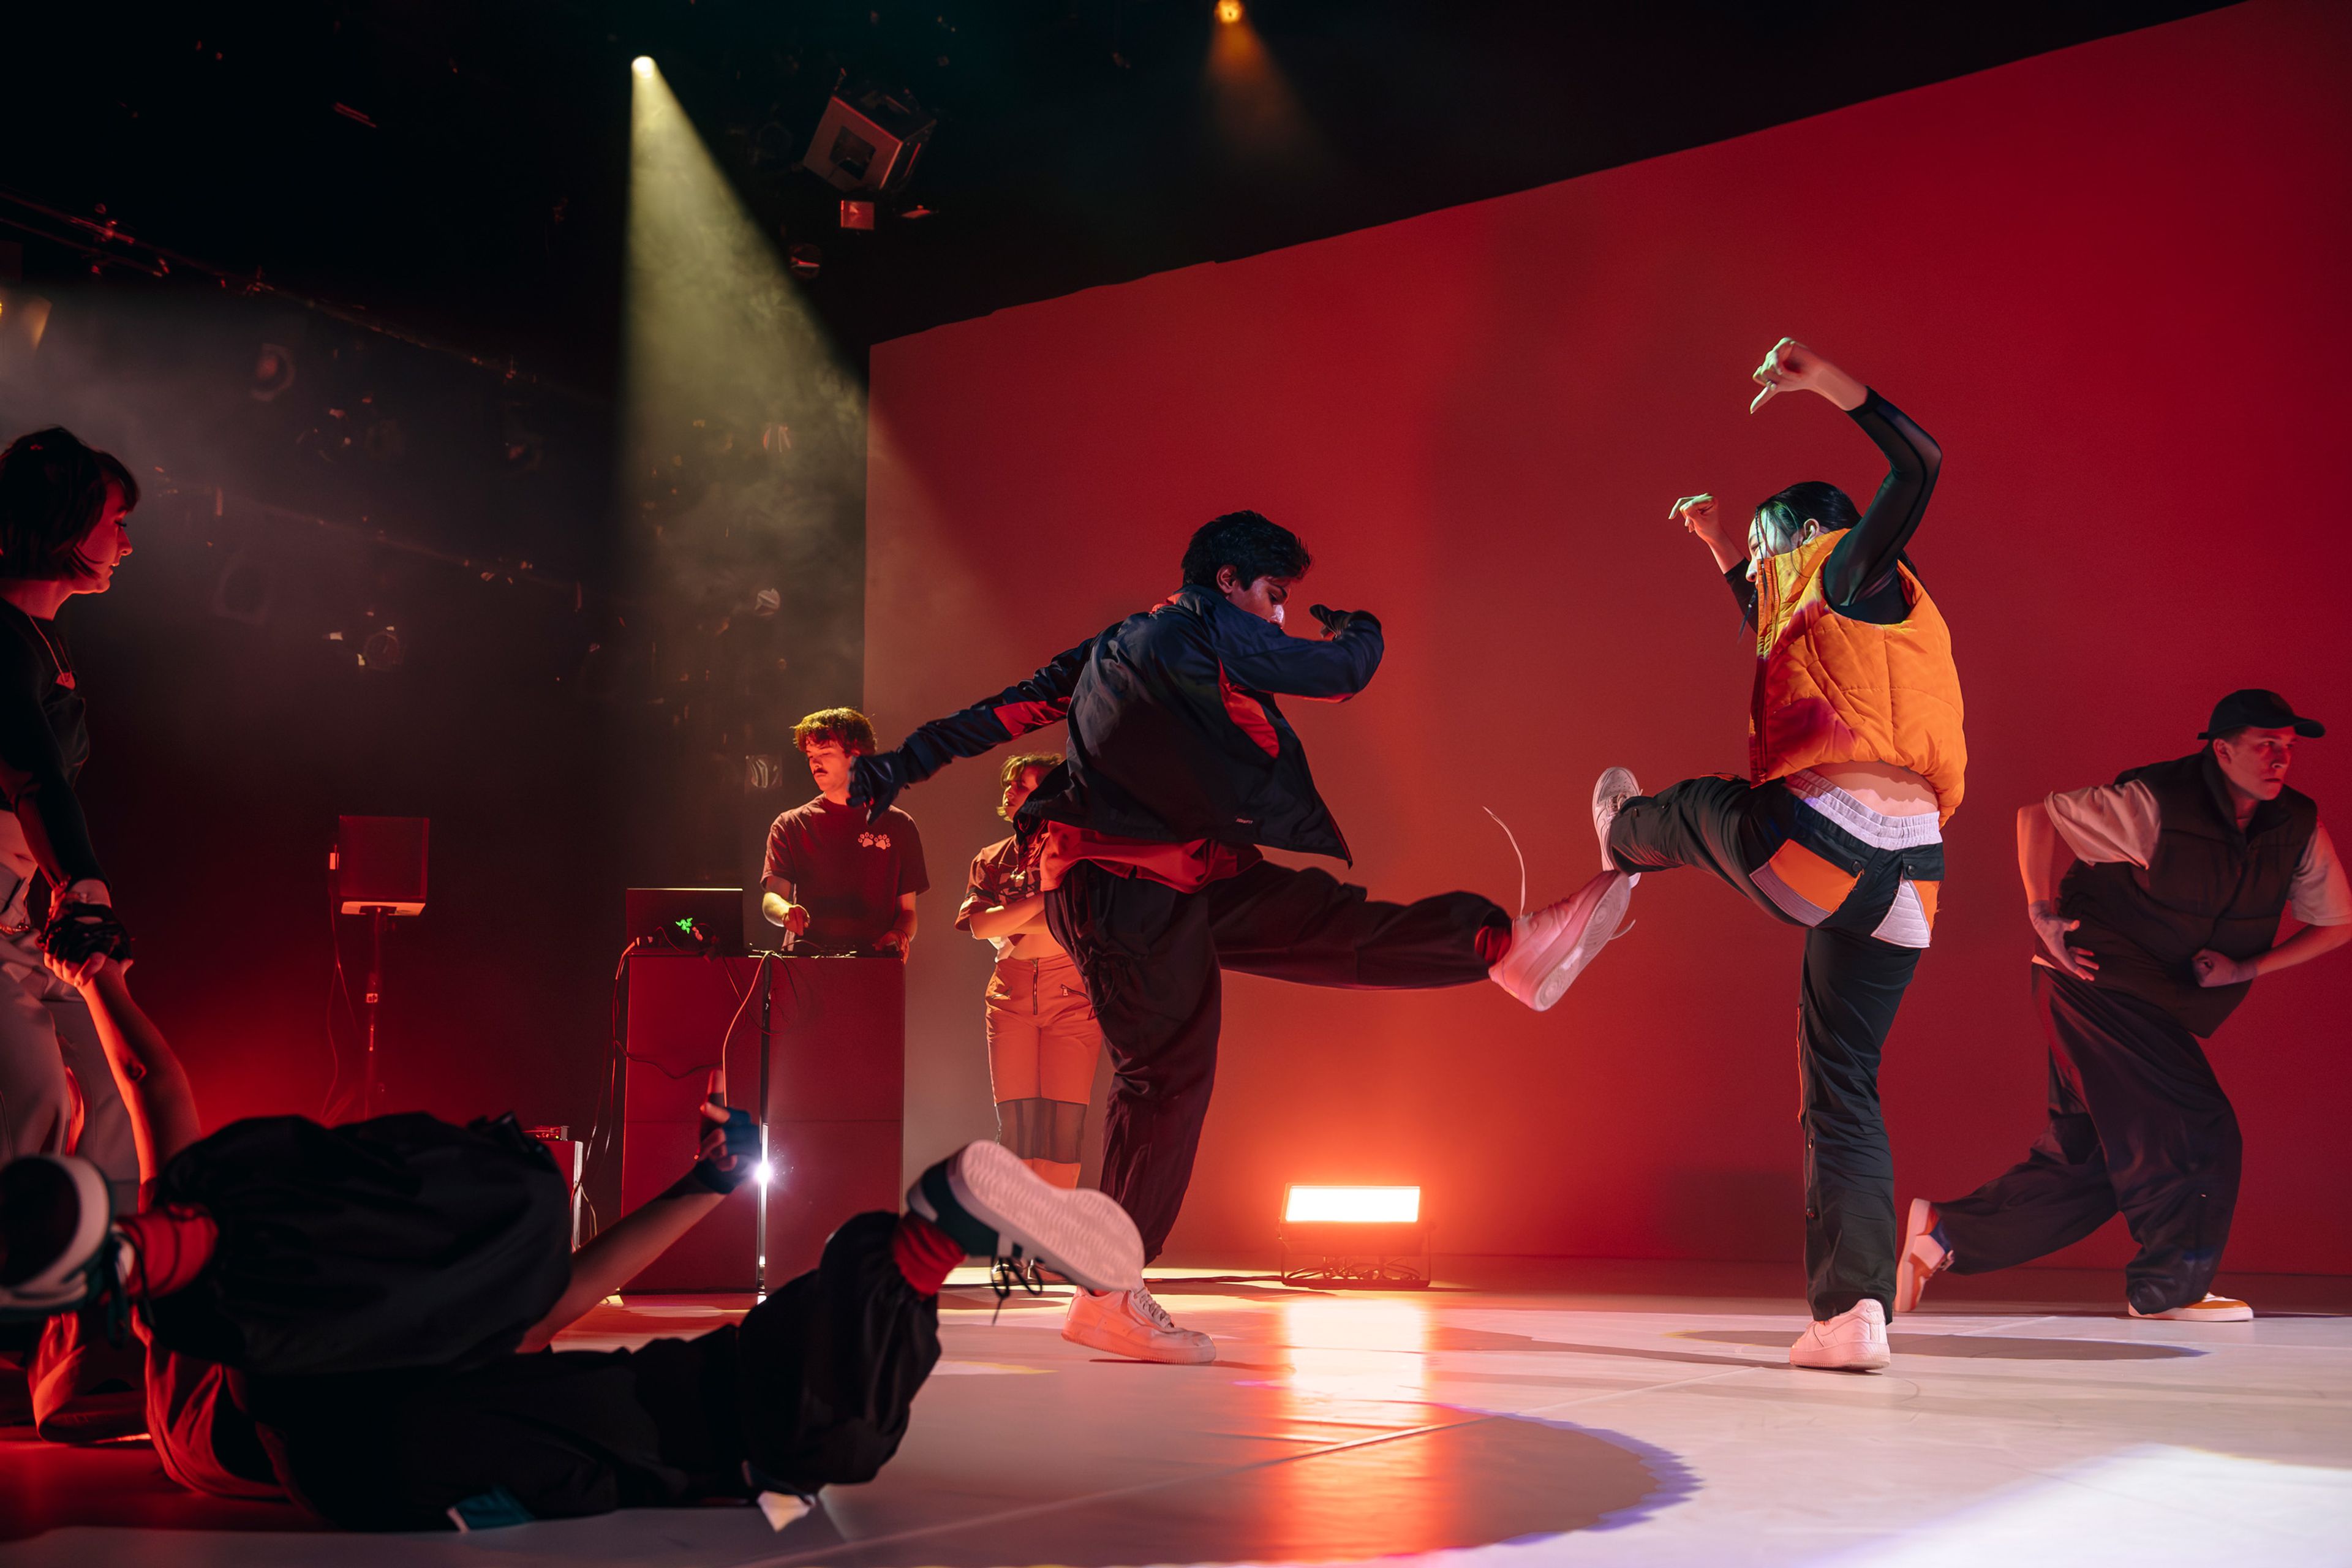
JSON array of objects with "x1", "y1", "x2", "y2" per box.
[
  {"x1": 1308, "y1": 604, "x2": 1368, "y2": 639},
  {"x1": 688, "y1": 1106, "x2": 761, "y2": 1193},
  {"x1": 846, "y1": 751, "x2": 908, "y2": 824},
  {"x1": 43, "y1": 901, "x2": 132, "y2": 964}
]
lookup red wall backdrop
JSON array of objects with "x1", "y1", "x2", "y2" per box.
[{"x1": 867, "y1": 0, "x2": 2352, "y2": 1274}]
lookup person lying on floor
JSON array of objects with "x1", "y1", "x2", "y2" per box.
[{"x1": 0, "y1": 952, "x2": 1145, "y2": 1530}]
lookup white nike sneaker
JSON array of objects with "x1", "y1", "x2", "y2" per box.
[
  {"x1": 1789, "y1": 1298, "x2": 1891, "y2": 1372},
  {"x1": 1593, "y1": 767, "x2": 1642, "y2": 874},
  {"x1": 2128, "y1": 1292, "x2": 2254, "y2": 1322},
  {"x1": 1488, "y1": 869, "x2": 1635, "y2": 1012},
  {"x1": 1063, "y1": 1283, "x2": 1217, "y2": 1364},
  {"x1": 904, "y1": 1141, "x2": 1144, "y2": 1294},
  {"x1": 1894, "y1": 1197, "x2": 1952, "y2": 1314}
]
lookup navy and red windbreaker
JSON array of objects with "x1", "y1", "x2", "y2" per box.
[{"x1": 886, "y1": 586, "x2": 1382, "y2": 862}]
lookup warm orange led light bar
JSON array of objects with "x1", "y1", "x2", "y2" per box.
[{"x1": 1283, "y1": 1185, "x2": 1421, "y2": 1224}]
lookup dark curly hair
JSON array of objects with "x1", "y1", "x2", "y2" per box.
[
  {"x1": 1180, "y1": 510, "x2": 1310, "y2": 590},
  {"x1": 0, "y1": 428, "x2": 139, "y2": 582}
]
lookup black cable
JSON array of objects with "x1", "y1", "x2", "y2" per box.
[{"x1": 579, "y1": 940, "x2": 640, "y2": 1241}]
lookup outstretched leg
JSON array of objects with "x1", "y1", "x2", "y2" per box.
[
  {"x1": 1928, "y1": 971, "x2": 2121, "y2": 1284},
  {"x1": 1203, "y1": 859, "x2": 1506, "y2": 989},
  {"x1": 1605, "y1": 774, "x2": 1793, "y2": 922}
]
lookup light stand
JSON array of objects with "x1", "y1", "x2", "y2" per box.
[
  {"x1": 756, "y1": 951, "x2": 775, "y2": 1300},
  {"x1": 332, "y1": 816, "x2": 430, "y2": 1123},
  {"x1": 359, "y1": 903, "x2": 394, "y2": 1121}
]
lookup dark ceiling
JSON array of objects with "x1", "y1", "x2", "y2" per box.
[{"x1": 6, "y1": 1, "x2": 2230, "y2": 395}]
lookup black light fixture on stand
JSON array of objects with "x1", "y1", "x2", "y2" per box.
[{"x1": 333, "y1": 816, "x2": 429, "y2": 1120}]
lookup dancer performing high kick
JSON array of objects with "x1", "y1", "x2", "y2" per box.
[
  {"x1": 1586, "y1": 339, "x2": 1961, "y2": 1373},
  {"x1": 848, "y1": 511, "x2": 1630, "y2": 1363}
]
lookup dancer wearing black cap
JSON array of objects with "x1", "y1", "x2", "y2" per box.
[{"x1": 1898, "y1": 690, "x2": 2351, "y2": 1322}]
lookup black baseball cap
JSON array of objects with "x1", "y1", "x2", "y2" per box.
[{"x1": 2199, "y1": 689, "x2": 2325, "y2": 741}]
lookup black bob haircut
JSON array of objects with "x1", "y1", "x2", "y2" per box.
[
  {"x1": 1180, "y1": 510, "x2": 1311, "y2": 590},
  {"x1": 0, "y1": 428, "x2": 139, "y2": 582},
  {"x1": 1752, "y1": 480, "x2": 1858, "y2": 553}
]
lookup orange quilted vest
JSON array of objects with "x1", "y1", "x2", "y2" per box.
[{"x1": 1749, "y1": 530, "x2": 1966, "y2": 823}]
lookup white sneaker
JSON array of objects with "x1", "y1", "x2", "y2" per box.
[
  {"x1": 1789, "y1": 1298, "x2": 1891, "y2": 1372},
  {"x1": 1894, "y1": 1197, "x2": 1951, "y2": 1314},
  {"x1": 905, "y1": 1141, "x2": 1144, "y2": 1294},
  {"x1": 1488, "y1": 869, "x2": 1635, "y2": 1012},
  {"x1": 1062, "y1": 1283, "x2": 1216, "y2": 1364},
  {"x1": 1593, "y1": 767, "x2": 1642, "y2": 874},
  {"x1": 2128, "y1": 1292, "x2": 2253, "y2": 1322}
]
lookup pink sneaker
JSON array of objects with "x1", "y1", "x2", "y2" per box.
[
  {"x1": 1488, "y1": 870, "x2": 1635, "y2": 1012},
  {"x1": 1593, "y1": 767, "x2": 1642, "y2": 874},
  {"x1": 1894, "y1": 1197, "x2": 1951, "y2": 1314},
  {"x1": 1789, "y1": 1298, "x2": 1891, "y2": 1373}
]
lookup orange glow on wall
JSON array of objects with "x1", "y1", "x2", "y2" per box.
[{"x1": 1284, "y1": 1185, "x2": 1421, "y2": 1223}]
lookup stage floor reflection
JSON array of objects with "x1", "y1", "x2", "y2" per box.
[{"x1": 8, "y1": 1261, "x2": 2351, "y2": 1565}]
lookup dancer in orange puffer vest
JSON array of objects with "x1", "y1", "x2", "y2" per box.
[{"x1": 1576, "y1": 339, "x2": 1962, "y2": 1376}]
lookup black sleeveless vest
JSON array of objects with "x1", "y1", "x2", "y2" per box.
[{"x1": 2060, "y1": 750, "x2": 2316, "y2": 1037}]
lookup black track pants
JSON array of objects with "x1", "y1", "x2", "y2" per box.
[
  {"x1": 1045, "y1": 858, "x2": 1506, "y2": 1261},
  {"x1": 1934, "y1": 967, "x2": 2241, "y2": 1315},
  {"x1": 1608, "y1": 775, "x2": 1927, "y2": 1320},
  {"x1": 247, "y1": 1211, "x2": 940, "y2": 1529}
]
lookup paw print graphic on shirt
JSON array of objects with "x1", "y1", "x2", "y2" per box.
[{"x1": 858, "y1": 832, "x2": 892, "y2": 850}]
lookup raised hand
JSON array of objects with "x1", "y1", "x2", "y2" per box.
[
  {"x1": 2028, "y1": 900, "x2": 2098, "y2": 981},
  {"x1": 1669, "y1": 493, "x2": 1733, "y2": 548},
  {"x1": 1750, "y1": 337, "x2": 1865, "y2": 413},
  {"x1": 1308, "y1": 605, "x2": 1363, "y2": 641},
  {"x1": 690, "y1": 1068, "x2": 760, "y2": 1193}
]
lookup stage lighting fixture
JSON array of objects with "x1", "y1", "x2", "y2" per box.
[
  {"x1": 208, "y1": 549, "x2": 276, "y2": 627},
  {"x1": 801, "y1": 85, "x2": 935, "y2": 195},
  {"x1": 839, "y1": 200, "x2": 875, "y2": 231},
  {"x1": 1279, "y1": 1185, "x2": 1431, "y2": 1288},
  {"x1": 0, "y1": 290, "x2": 53, "y2": 360},
  {"x1": 1284, "y1": 1185, "x2": 1420, "y2": 1223},
  {"x1": 631, "y1": 56, "x2": 654, "y2": 77},
  {"x1": 360, "y1": 625, "x2": 404, "y2": 670},
  {"x1": 1217, "y1": 0, "x2": 1243, "y2": 22},
  {"x1": 250, "y1": 343, "x2": 296, "y2": 402}
]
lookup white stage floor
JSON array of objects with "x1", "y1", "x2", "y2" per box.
[{"x1": 7, "y1": 1265, "x2": 2350, "y2": 1566}]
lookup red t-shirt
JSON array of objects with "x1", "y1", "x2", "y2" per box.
[{"x1": 763, "y1": 797, "x2": 929, "y2": 952}]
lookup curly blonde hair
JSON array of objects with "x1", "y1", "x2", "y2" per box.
[{"x1": 793, "y1": 707, "x2": 878, "y2": 755}]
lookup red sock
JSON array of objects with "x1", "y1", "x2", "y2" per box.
[
  {"x1": 116, "y1": 1205, "x2": 218, "y2": 1298},
  {"x1": 1475, "y1": 920, "x2": 1512, "y2": 967},
  {"x1": 891, "y1": 1213, "x2": 965, "y2": 1297}
]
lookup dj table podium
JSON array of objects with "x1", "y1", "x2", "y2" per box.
[{"x1": 619, "y1": 954, "x2": 903, "y2": 1293}]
